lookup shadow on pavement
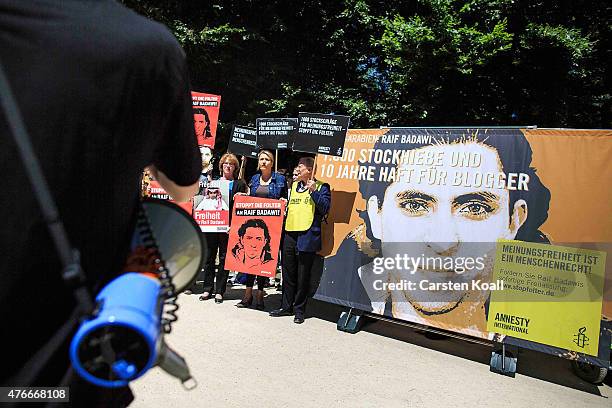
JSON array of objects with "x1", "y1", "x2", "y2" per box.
[{"x1": 306, "y1": 298, "x2": 610, "y2": 398}]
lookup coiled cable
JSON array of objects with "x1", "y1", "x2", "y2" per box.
[{"x1": 135, "y1": 203, "x2": 179, "y2": 334}]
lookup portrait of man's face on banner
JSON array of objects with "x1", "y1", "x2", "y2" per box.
[
  {"x1": 199, "y1": 146, "x2": 214, "y2": 174},
  {"x1": 317, "y1": 128, "x2": 553, "y2": 337},
  {"x1": 369, "y1": 133, "x2": 549, "y2": 317},
  {"x1": 231, "y1": 219, "x2": 274, "y2": 269},
  {"x1": 194, "y1": 108, "x2": 212, "y2": 142}
]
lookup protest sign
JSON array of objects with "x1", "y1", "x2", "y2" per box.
[
  {"x1": 147, "y1": 180, "x2": 193, "y2": 215},
  {"x1": 192, "y1": 91, "x2": 221, "y2": 148},
  {"x1": 293, "y1": 112, "x2": 350, "y2": 157},
  {"x1": 224, "y1": 196, "x2": 285, "y2": 277},
  {"x1": 193, "y1": 179, "x2": 231, "y2": 232},
  {"x1": 228, "y1": 125, "x2": 258, "y2": 159},
  {"x1": 256, "y1": 117, "x2": 298, "y2": 150}
]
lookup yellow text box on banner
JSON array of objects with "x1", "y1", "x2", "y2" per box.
[{"x1": 487, "y1": 240, "x2": 606, "y2": 356}]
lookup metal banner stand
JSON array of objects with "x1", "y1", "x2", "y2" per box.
[
  {"x1": 335, "y1": 308, "x2": 508, "y2": 364},
  {"x1": 335, "y1": 307, "x2": 523, "y2": 379},
  {"x1": 490, "y1": 342, "x2": 519, "y2": 377},
  {"x1": 337, "y1": 308, "x2": 366, "y2": 334}
]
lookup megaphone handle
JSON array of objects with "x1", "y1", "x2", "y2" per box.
[
  {"x1": 157, "y1": 340, "x2": 196, "y2": 389},
  {"x1": 99, "y1": 330, "x2": 117, "y2": 366}
]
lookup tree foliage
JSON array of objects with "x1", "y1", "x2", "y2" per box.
[{"x1": 122, "y1": 0, "x2": 610, "y2": 145}]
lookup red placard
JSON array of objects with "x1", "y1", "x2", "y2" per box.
[
  {"x1": 224, "y1": 196, "x2": 286, "y2": 277},
  {"x1": 192, "y1": 91, "x2": 221, "y2": 148},
  {"x1": 147, "y1": 180, "x2": 192, "y2": 215}
]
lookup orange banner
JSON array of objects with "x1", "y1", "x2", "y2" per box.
[{"x1": 314, "y1": 128, "x2": 611, "y2": 346}]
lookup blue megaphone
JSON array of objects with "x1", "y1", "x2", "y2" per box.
[
  {"x1": 70, "y1": 272, "x2": 162, "y2": 387},
  {"x1": 69, "y1": 199, "x2": 205, "y2": 388}
]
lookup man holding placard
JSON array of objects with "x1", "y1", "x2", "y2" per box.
[{"x1": 270, "y1": 157, "x2": 331, "y2": 324}]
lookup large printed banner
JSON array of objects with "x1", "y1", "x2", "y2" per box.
[
  {"x1": 224, "y1": 196, "x2": 285, "y2": 277},
  {"x1": 192, "y1": 91, "x2": 221, "y2": 148},
  {"x1": 193, "y1": 179, "x2": 230, "y2": 232},
  {"x1": 314, "y1": 128, "x2": 612, "y2": 365}
]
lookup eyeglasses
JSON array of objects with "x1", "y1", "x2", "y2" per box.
[{"x1": 222, "y1": 163, "x2": 235, "y2": 167}]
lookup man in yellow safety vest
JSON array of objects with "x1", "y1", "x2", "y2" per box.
[{"x1": 269, "y1": 156, "x2": 331, "y2": 324}]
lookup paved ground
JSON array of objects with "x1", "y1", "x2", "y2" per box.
[{"x1": 130, "y1": 285, "x2": 611, "y2": 408}]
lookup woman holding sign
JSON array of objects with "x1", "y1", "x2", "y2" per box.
[
  {"x1": 199, "y1": 153, "x2": 247, "y2": 303},
  {"x1": 235, "y1": 149, "x2": 287, "y2": 310}
]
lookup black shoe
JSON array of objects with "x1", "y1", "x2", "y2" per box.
[
  {"x1": 236, "y1": 298, "x2": 252, "y2": 308},
  {"x1": 293, "y1": 316, "x2": 305, "y2": 324},
  {"x1": 254, "y1": 302, "x2": 265, "y2": 311},
  {"x1": 269, "y1": 308, "x2": 293, "y2": 317}
]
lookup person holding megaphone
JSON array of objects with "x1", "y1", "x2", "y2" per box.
[{"x1": 1, "y1": 2, "x2": 201, "y2": 406}]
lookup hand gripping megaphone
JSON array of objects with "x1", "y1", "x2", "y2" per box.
[{"x1": 69, "y1": 199, "x2": 205, "y2": 388}]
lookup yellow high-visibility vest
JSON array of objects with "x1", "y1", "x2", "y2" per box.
[{"x1": 285, "y1": 180, "x2": 324, "y2": 231}]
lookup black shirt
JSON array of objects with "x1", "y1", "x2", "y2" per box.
[{"x1": 0, "y1": 0, "x2": 201, "y2": 392}]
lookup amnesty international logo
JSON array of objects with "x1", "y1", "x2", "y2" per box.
[{"x1": 572, "y1": 327, "x2": 590, "y2": 349}]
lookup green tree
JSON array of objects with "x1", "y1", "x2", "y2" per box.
[{"x1": 122, "y1": 0, "x2": 610, "y2": 143}]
